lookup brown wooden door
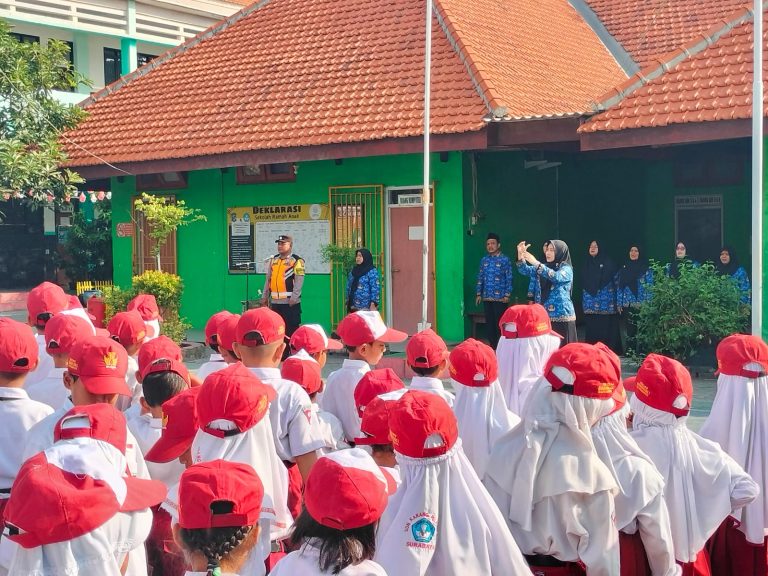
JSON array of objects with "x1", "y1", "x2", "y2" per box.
[{"x1": 132, "y1": 196, "x2": 178, "y2": 275}]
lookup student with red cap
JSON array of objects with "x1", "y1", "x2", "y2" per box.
[
  {"x1": 282, "y1": 350, "x2": 349, "y2": 454},
  {"x1": 271, "y1": 448, "x2": 390, "y2": 575},
  {"x1": 406, "y1": 328, "x2": 455, "y2": 406},
  {"x1": 699, "y1": 334, "x2": 768, "y2": 576},
  {"x1": 485, "y1": 342, "x2": 621, "y2": 575},
  {"x1": 495, "y1": 304, "x2": 561, "y2": 413},
  {"x1": 353, "y1": 367, "x2": 405, "y2": 416},
  {"x1": 321, "y1": 311, "x2": 407, "y2": 443},
  {"x1": 3, "y1": 403, "x2": 166, "y2": 576},
  {"x1": 376, "y1": 390, "x2": 531, "y2": 575},
  {"x1": 24, "y1": 281, "x2": 70, "y2": 388},
  {"x1": 628, "y1": 353, "x2": 758, "y2": 576},
  {"x1": 108, "y1": 310, "x2": 148, "y2": 412},
  {"x1": 197, "y1": 310, "x2": 234, "y2": 381},
  {"x1": 289, "y1": 323, "x2": 343, "y2": 368},
  {"x1": 354, "y1": 389, "x2": 408, "y2": 481},
  {"x1": 25, "y1": 313, "x2": 92, "y2": 409},
  {"x1": 191, "y1": 363, "x2": 292, "y2": 576},
  {"x1": 448, "y1": 338, "x2": 519, "y2": 478},
  {"x1": 216, "y1": 313, "x2": 243, "y2": 367},
  {"x1": 127, "y1": 293, "x2": 162, "y2": 341},
  {"x1": 173, "y1": 460, "x2": 264, "y2": 576}
]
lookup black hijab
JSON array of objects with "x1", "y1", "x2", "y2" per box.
[
  {"x1": 668, "y1": 242, "x2": 691, "y2": 279},
  {"x1": 618, "y1": 245, "x2": 649, "y2": 296},
  {"x1": 347, "y1": 248, "x2": 375, "y2": 311},
  {"x1": 540, "y1": 239, "x2": 572, "y2": 303},
  {"x1": 582, "y1": 240, "x2": 618, "y2": 296},
  {"x1": 716, "y1": 245, "x2": 739, "y2": 276}
]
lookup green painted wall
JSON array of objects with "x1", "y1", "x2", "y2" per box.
[{"x1": 110, "y1": 153, "x2": 466, "y2": 341}]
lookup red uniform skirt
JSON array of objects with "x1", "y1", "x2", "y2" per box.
[
  {"x1": 706, "y1": 516, "x2": 767, "y2": 576},
  {"x1": 677, "y1": 548, "x2": 711, "y2": 576},
  {"x1": 619, "y1": 531, "x2": 651, "y2": 576},
  {"x1": 145, "y1": 505, "x2": 187, "y2": 576}
]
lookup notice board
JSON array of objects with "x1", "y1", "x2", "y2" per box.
[{"x1": 227, "y1": 204, "x2": 331, "y2": 274}]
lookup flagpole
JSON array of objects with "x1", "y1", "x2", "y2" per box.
[{"x1": 420, "y1": 0, "x2": 432, "y2": 332}]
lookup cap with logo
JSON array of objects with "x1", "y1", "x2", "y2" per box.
[
  {"x1": 107, "y1": 310, "x2": 147, "y2": 347},
  {"x1": 353, "y1": 368, "x2": 405, "y2": 416},
  {"x1": 389, "y1": 390, "x2": 458, "y2": 458},
  {"x1": 406, "y1": 329, "x2": 448, "y2": 369},
  {"x1": 217, "y1": 314, "x2": 241, "y2": 353},
  {"x1": 281, "y1": 350, "x2": 322, "y2": 396},
  {"x1": 448, "y1": 338, "x2": 498, "y2": 387},
  {"x1": 354, "y1": 389, "x2": 408, "y2": 445},
  {"x1": 196, "y1": 363, "x2": 276, "y2": 437},
  {"x1": 204, "y1": 311, "x2": 234, "y2": 348},
  {"x1": 498, "y1": 304, "x2": 562, "y2": 339},
  {"x1": 304, "y1": 449, "x2": 389, "y2": 530},
  {"x1": 715, "y1": 334, "x2": 768, "y2": 378},
  {"x1": 593, "y1": 342, "x2": 626, "y2": 412},
  {"x1": 236, "y1": 308, "x2": 285, "y2": 346},
  {"x1": 137, "y1": 335, "x2": 183, "y2": 376},
  {"x1": 0, "y1": 318, "x2": 38, "y2": 373},
  {"x1": 290, "y1": 324, "x2": 343, "y2": 354},
  {"x1": 127, "y1": 294, "x2": 163, "y2": 322},
  {"x1": 44, "y1": 314, "x2": 93, "y2": 356},
  {"x1": 625, "y1": 353, "x2": 692, "y2": 417},
  {"x1": 336, "y1": 311, "x2": 407, "y2": 347},
  {"x1": 67, "y1": 335, "x2": 130, "y2": 396},
  {"x1": 145, "y1": 387, "x2": 201, "y2": 463},
  {"x1": 27, "y1": 282, "x2": 69, "y2": 328},
  {"x1": 275, "y1": 235, "x2": 293, "y2": 244},
  {"x1": 544, "y1": 343, "x2": 619, "y2": 400}
]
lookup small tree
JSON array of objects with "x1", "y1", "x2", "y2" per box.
[{"x1": 133, "y1": 193, "x2": 206, "y2": 271}]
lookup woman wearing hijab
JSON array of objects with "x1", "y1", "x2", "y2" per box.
[
  {"x1": 716, "y1": 246, "x2": 751, "y2": 304},
  {"x1": 617, "y1": 246, "x2": 652, "y2": 346},
  {"x1": 346, "y1": 248, "x2": 380, "y2": 312},
  {"x1": 666, "y1": 242, "x2": 698, "y2": 279},
  {"x1": 517, "y1": 239, "x2": 577, "y2": 344},
  {"x1": 582, "y1": 240, "x2": 621, "y2": 353}
]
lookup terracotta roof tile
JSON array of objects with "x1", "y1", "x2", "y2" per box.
[
  {"x1": 581, "y1": 7, "x2": 764, "y2": 133},
  {"x1": 586, "y1": 0, "x2": 751, "y2": 69}
]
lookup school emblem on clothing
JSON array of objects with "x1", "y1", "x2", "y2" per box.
[
  {"x1": 411, "y1": 517, "x2": 436, "y2": 544},
  {"x1": 404, "y1": 512, "x2": 437, "y2": 549}
]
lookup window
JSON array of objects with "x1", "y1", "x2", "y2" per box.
[
  {"x1": 674, "y1": 195, "x2": 723, "y2": 262},
  {"x1": 136, "y1": 172, "x2": 188, "y2": 191},
  {"x1": 54, "y1": 41, "x2": 75, "y2": 92},
  {"x1": 137, "y1": 52, "x2": 157, "y2": 68},
  {"x1": 10, "y1": 33, "x2": 40, "y2": 44},
  {"x1": 103, "y1": 47, "x2": 122, "y2": 85},
  {"x1": 333, "y1": 204, "x2": 365, "y2": 247},
  {"x1": 236, "y1": 163, "x2": 296, "y2": 184}
]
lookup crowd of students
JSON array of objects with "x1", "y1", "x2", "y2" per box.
[{"x1": 0, "y1": 280, "x2": 766, "y2": 575}]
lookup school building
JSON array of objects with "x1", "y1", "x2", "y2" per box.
[{"x1": 61, "y1": 0, "x2": 767, "y2": 341}]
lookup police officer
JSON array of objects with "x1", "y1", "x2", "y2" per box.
[{"x1": 261, "y1": 235, "x2": 305, "y2": 343}]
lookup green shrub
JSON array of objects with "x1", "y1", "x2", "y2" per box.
[
  {"x1": 321, "y1": 243, "x2": 357, "y2": 274},
  {"x1": 632, "y1": 261, "x2": 750, "y2": 361}
]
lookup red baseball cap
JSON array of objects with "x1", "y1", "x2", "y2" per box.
[
  {"x1": 146, "y1": 387, "x2": 201, "y2": 463},
  {"x1": 354, "y1": 389, "x2": 408, "y2": 445},
  {"x1": 281, "y1": 350, "x2": 323, "y2": 395},
  {"x1": 127, "y1": 294, "x2": 162, "y2": 321},
  {"x1": 54, "y1": 404, "x2": 128, "y2": 452},
  {"x1": 67, "y1": 336, "x2": 130, "y2": 396},
  {"x1": 628, "y1": 353, "x2": 692, "y2": 417},
  {"x1": 389, "y1": 390, "x2": 458, "y2": 458},
  {"x1": 715, "y1": 334, "x2": 768, "y2": 378},
  {"x1": 499, "y1": 304, "x2": 562, "y2": 339},
  {"x1": 107, "y1": 310, "x2": 147, "y2": 347},
  {"x1": 336, "y1": 311, "x2": 407, "y2": 347},
  {"x1": 178, "y1": 460, "x2": 264, "y2": 530},
  {"x1": 27, "y1": 282, "x2": 69, "y2": 328},
  {"x1": 448, "y1": 338, "x2": 498, "y2": 387},
  {"x1": 0, "y1": 317, "x2": 38, "y2": 373},
  {"x1": 204, "y1": 311, "x2": 234, "y2": 347},
  {"x1": 44, "y1": 313, "x2": 93, "y2": 355},
  {"x1": 196, "y1": 363, "x2": 276, "y2": 436},
  {"x1": 236, "y1": 308, "x2": 285, "y2": 346},
  {"x1": 593, "y1": 342, "x2": 626, "y2": 412},
  {"x1": 406, "y1": 329, "x2": 448, "y2": 369},
  {"x1": 290, "y1": 324, "x2": 343, "y2": 354},
  {"x1": 217, "y1": 314, "x2": 241, "y2": 353},
  {"x1": 137, "y1": 335, "x2": 183, "y2": 376},
  {"x1": 544, "y1": 343, "x2": 619, "y2": 400},
  {"x1": 141, "y1": 357, "x2": 191, "y2": 385},
  {"x1": 353, "y1": 368, "x2": 405, "y2": 416},
  {"x1": 304, "y1": 449, "x2": 389, "y2": 530}
]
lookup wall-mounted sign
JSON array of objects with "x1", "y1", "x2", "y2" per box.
[{"x1": 116, "y1": 222, "x2": 134, "y2": 238}]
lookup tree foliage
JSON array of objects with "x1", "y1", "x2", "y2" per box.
[
  {"x1": 59, "y1": 202, "x2": 113, "y2": 281},
  {"x1": 0, "y1": 20, "x2": 88, "y2": 205}
]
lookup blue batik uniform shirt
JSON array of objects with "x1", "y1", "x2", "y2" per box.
[{"x1": 476, "y1": 253, "x2": 513, "y2": 301}]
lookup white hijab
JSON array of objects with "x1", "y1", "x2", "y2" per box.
[
  {"x1": 452, "y1": 378, "x2": 520, "y2": 478},
  {"x1": 699, "y1": 366, "x2": 768, "y2": 544},
  {"x1": 630, "y1": 394, "x2": 757, "y2": 561},
  {"x1": 375, "y1": 439, "x2": 531, "y2": 576},
  {"x1": 496, "y1": 334, "x2": 560, "y2": 414}
]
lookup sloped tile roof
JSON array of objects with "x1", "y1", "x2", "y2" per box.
[
  {"x1": 63, "y1": 0, "x2": 627, "y2": 168},
  {"x1": 580, "y1": 6, "x2": 765, "y2": 134},
  {"x1": 586, "y1": 0, "x2": 751, "y2": 69}
]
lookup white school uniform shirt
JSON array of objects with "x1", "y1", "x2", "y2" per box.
[
  {"x1": 0, "y1": 388, "x2": 53, "y2": 489},
  {"x1": 271, "y1": 541, "x2": 387, "y2": 575},
  {"x1": 630, "y1": 395, "x2": 759, "y2": 563},
  {"x1": 409, "y1": 376, "x2": 455, "y2": 407},
  {"x1": 592, "y1": 405, "x2": 679, "y2": 576},
  {"x1": 319, "y1": 359, "x2": 370, "y2": 442},
  {"x1": 117, "y1": 355, "x2": 141, "y2": 412},
  {"x1": 127, "y1": 413, "x2": 185, "y2": 487},
  {"x1": 23, "y1": 334, "x2": 54, "y2": 388},
  {"x1": 23, "y1": 366, "x2": 69, "y2": 410},
  {"x1": 313, "y1": 404, "x2": 350, "y2": 453},
  {"x1": 197, "y1": 353, "x2": 228, "y2": 381},
  {"x1": 484, "y1": 381, "x2": 620, "y2": 576},
  {"x1": 699, "y1": 365, "x2": 768, "y2": 544},
  {"x1": 248, "y1": 367, "x2": 326, "y2": 461},
  {"x1": 495, "y1": 333, "x2": 560, "y2": 414}
]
